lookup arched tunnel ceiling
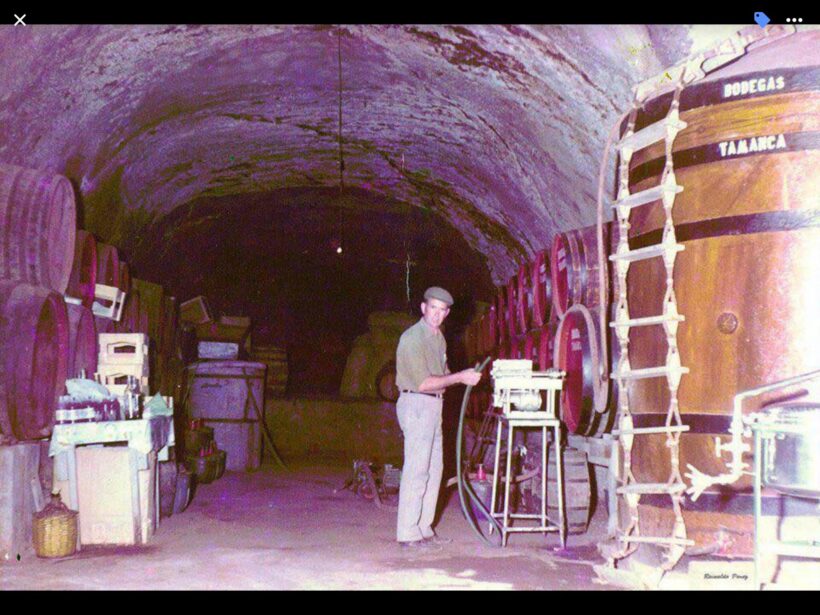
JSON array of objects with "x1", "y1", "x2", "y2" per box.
[{"x1": 1, "y1": 24, "x2": 750, "y2": 283}]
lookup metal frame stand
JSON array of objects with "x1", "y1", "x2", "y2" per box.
[
  {"x1": 752, "y1": 422, "x2": 820, "y2": 590},
  {"x1": 490, "y1": 414, "x2": 566, "y2": 547}
]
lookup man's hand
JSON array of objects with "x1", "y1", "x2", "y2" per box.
[
  {"x1": 418, "y1": 368, "x2": 483, "y2": 392},
  {"x1": 459, "y1": 368, "x2": 482, "y2": 387}
]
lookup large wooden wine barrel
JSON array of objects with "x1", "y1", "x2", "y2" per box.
[
  {"x1": 93, "y1": 314, "x2": 116, "y2": 335},
  {"x1": 481, "y1": 304, "x2": 497, "y2": 353},
  {"x1": 474, "y1": 318, "x2": 485, "y2": 358},
  {"x1": 550, "y1": 223, "x2": 610, "y2": 319},
  {"x1": 464, "y1": 321, "x2": 478, "y2": 363},
  {"x1": 536, "y1": 322, "x2": 557, "y2": 372},
  {"x1": 65, "y1": 230, "x2": 97, "y2": 308},
  {"x1": 95, "y1": 243, "x2": 120, "y2": 288},
  {"x1": 531, "y1": 249, "x2": 552, "y2": 328},
  {"x1": 0, "y1": 282, "x2": 68, "y2": 442},
  {"x1": 515, "y1": 262, "x2": 531, "y2": 334},
  {"x1": 0, "y1": 164, "x2": 76, "y2": 293},
  {"x1": 523, "y1": 331, "x2": 536, "y2": 361},
  {"x1": 65, "y1": 302, "x2": 98, "y2": 380},
  {"x1": 505, "y1": 277, "x2": 518, "y2": 341},
  {"x1": 554, "y1": 304, "x2": 609, "y2": 436},
  {"x1": 510, "y1": 335, "x2": 526, "y2": 360},
  {"x1": 620, "y1": 30, "x2": 820, "y2": 558},
  {"x1": 495, "y1": 288, "x2": 508, "y2": 348}
]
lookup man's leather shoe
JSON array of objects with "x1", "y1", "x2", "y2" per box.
[
  {"x1": 423, "y1": 535, "x2": 453, "y2": 545},
  {"x1": 399, "y1": 539, "x2": 441, "y2": 550}
]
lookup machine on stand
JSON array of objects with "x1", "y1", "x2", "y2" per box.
[{"x1": 456, "y1": 358, "x2": 567, "y2": 548}]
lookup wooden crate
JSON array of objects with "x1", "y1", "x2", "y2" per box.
[
  {"x1": 219, "y1": 315, "x2": 250, "y2": 328},
  {"x1": 180, "y1": 296, "x2": 212, "y2": 325},
  {"x1": 96, "y1": 363, "x2": 149, "y2": 396},
  {"x1": 98, "y1": 333, "x2": 149, "y2": 365},
  {"x1": 91, "y1": 284, "x2": 126, "y2": 322},
  {"x1": 195, "y1": 320, "x2": 249, "y2": 344}
]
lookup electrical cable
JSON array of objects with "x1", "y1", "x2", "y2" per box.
[{"x1": 456, "y1": 356, "x2": 504, "y2": 547}]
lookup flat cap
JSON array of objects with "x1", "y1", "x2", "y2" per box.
[{"x1": 423, "y1": 286, "x2": 454, "y2": 306}]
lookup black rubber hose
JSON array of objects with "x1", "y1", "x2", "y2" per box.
[{"x1": 456, "y1": 357, "x2": 503, "y2": 547}]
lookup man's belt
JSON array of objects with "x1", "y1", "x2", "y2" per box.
[{"x1": 400, "y1": 390, "x2": 443, "y2": 399}]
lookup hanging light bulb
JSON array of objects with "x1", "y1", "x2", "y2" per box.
[{"x1": 336, "y1": 245, "x2": 343, "y2": 254}]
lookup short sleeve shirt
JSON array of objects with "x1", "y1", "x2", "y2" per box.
[{"x1": 395, "y1": 318, "x2": 450, "y2": 391}]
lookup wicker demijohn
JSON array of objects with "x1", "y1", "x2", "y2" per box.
[{"x1": 32, "y1": 492, "x2": 78, "y2": 558}]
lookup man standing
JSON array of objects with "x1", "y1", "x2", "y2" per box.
[{"x1": 394, "y1": 286, "x2": 482, "y2": 549}]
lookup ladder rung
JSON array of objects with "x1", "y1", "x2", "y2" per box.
[
  {"x1": 612, "y1": 425, "x2": 690, "y2": 436},
  {"x1": 617, "y1": 535, "x2": 695, "y2": 546},
  {"x1": 617, "y1": 482, "x2": 687, "y2": 495},
  {"x1": 612, "y1": 366, "x2": 689, "y2": 381},
  {"x1": 610, "y1": 314, "x2": 685, "y2": 328},
  {"x1": 616, "y1": 117, "x2": 688, "y2": 153},
  {"x1": 612, "y1": 184, "x2": 683, "y2": 212},
  {"x1": 609, "y1": 243, "x2": 684, "y2": 263}
]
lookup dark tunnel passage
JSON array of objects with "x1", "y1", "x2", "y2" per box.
[
  {"x1": 129, "y1": 186, "x2": 498, "y2": 393},
  {"x1": 4, "y1": 23, "x2": 820, "y2": 591}
]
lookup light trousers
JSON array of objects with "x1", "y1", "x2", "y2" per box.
[{"x1": 395, "y1": 392, "x2": 443, "y2": 542}]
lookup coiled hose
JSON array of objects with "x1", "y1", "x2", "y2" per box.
[{"x1": 456, "y1": 357, "x2": 503, "y2": 547}]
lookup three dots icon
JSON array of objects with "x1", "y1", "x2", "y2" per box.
[{"x1": 785, "y1": 17, "x2": 803, "y2": 22}]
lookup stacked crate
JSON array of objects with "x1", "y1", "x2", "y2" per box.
[{"x1": 96, "y1": 333, "x2": 150, "y2": 395}]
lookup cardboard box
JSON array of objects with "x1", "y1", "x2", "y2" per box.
[{"x1": 72, "y1": 447, "x2": 157, "y2": 545}]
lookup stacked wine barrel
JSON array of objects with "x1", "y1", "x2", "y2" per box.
[
  {"x1": 551, "y1": 222, "x2": 619, "y2": 437},
  {"x1": 463, "y1": 245, "x2": 601, "y2": 535},
  {"x1": 463, "y1": 248, "x2": 558, "y2": 420},
  {"x1": 463, "y1": 222, "x2": 621, "y2": 439},
  {"x1": 0, "y1": 164, "x2": 75, "y2": 442}
]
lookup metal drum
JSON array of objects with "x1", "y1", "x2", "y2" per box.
[{"x1": 761, "y1": 404, "x2": 820, "y2": 498}]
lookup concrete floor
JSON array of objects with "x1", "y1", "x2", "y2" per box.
[{"x1": 1, "y1": 462, "x2": 615, "y2": 590}]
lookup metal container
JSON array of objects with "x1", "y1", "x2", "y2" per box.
[{"x1": 761, "y1": 404, "x2": 820, "y2": 498}]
